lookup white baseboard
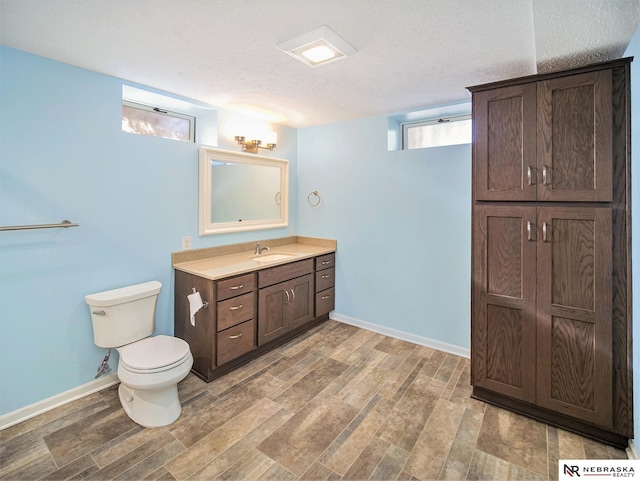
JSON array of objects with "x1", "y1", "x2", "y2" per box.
[
  {"x1": 331, "y1": 312, "x2": 470, "y2": 358},
  {"x1": 0, "y1": 373, "x2": 119, "y2": 431},
  {"x1": 627, "y1": 439, "x2": 639, "y2": 460}
]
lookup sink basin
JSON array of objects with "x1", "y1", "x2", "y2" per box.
[{"x1": 252, "y1": 253, "x2": 294, "y2": 263}]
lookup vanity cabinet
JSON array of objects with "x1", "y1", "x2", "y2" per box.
[
  {"x1": 174, "y1": 249, "x2": 334, "y2": 382},
  {"x1": 469, "y1": 58, "x2": 632, "y2": 447}
]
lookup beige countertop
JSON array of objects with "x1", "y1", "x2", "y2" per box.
[{"x1": 172, "y1": 236, "x2": 336, "y2": 281}]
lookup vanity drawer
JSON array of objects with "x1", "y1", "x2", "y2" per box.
[
  {"x1": 315, "y1": 267, "x2": 335, "y2": 292},
  {"x1": 315, "y1": 287, "x2": 335, "y2": 317},
  {"x1": 316, "y1": 253, "x2": 335, "y2": 271},
  {"x1": 259, "y1": 259, "x2": 314, "y2": 288},
  {"x1": 217, "y1": 292, "x2": 254, "y2": 332},
  {"x1": 217, "y1": 319, "x2": 257, "y2": 365},
  {"x1": 217, "y1": 273, "x2": 255, "y2": 301}
]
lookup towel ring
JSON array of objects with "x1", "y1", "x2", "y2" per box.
[{"x1": 308, "y1": 191, "x2": 321, "y2": 207}]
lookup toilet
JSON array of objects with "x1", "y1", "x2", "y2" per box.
[{"x1": 85, "y1": 281, "x2": 193, "y2": 427}]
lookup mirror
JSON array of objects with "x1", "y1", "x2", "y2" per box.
[{"x1": 199, "y1": 147, "x2": 289, "y2": 235}]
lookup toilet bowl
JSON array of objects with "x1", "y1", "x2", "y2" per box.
[
  {"x1": 85, "y1": 281, "x2": 193, "y2": 428},
  {"x1": 116, "y1": 335, "x2": 193, "y2": 427}
]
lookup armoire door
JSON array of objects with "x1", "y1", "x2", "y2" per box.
[
  {"x1": 473, "y1": 83, "x2": 537, "y2": 201},
  {"x1": 537, "y1": 70, "x2": 613, "y2": 202},
  {"x1": 536, "y1": 207, "x2": 613, "y2": 427},
  {"x1": 472, "y1": 205, "x2": 537, "y2": 402}
]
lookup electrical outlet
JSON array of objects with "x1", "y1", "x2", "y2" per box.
[
  {"x1": 182, "y1": 236, "x2": 192, "y2": 250},
  {"x1": 290, "y1": 227, "x2": 295, "y2": 236}
]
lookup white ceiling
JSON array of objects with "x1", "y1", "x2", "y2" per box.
[{"x1": 1, "y1": 0, "x2": 639, "y2": 128}]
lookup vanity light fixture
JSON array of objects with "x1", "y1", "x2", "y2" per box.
[
  {"x1": 234, "y1": 136, "x2": 276, "y2": 154},
  {"x1": 277, "y1": 25, "x2": 357, "y2": 68}
]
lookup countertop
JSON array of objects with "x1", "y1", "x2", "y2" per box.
[{"x1": 172, "y1": 236, "x2": 336, "y2": 281}]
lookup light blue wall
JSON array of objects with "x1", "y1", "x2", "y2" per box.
[
  {"x1": 296, "y1": 116, "x2": 472, "y2": 348},
  {"x1": 625, "y1": 28, "x2": 639, "y2": 444},
  {"x1": 0, "y1": 46, "x2": 297, "y2": 416}
]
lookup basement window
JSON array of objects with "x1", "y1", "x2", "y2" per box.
[
  {"x1": 122, "y1": 100, "x2": 195, "y2": 142},
  {"x1": 402, "y1": 114, "x2": 471, "y2": 150}
]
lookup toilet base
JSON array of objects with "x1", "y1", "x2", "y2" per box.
[{"x1": 118, "y1": 383, "x2": 181, "y2": 428}]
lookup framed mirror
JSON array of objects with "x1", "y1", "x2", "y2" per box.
[{"x1": 199, "y1": 147, "x2": 289, "y2": 235}]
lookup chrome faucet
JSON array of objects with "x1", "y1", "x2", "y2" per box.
[{"x1": 255, "y1": 243, "x2": 270, "y2": 255}]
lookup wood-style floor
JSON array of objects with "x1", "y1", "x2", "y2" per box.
[{"x1": 0, "y1": 320, "x2": 628, "y2": 481}]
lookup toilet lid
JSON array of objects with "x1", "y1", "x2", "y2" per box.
[{"x1": 118, "y1": 335, "x2": 190, "y2": 371}]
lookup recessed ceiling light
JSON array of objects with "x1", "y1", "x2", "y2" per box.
[{"x1": 277, "y1": 25, "x2": 357, "y2": 68}]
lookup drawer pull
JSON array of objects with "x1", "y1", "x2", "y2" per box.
[
  {"x1": 321, "y1": 295, "x2": 331, "y2": 300},
  {"x1": 229, "y1": 284, "x2": 244, "y2": 290},
  {"x1": 285, "y1": 290, "x2": 290, "y2": 303},
  {"x1": 228, "y1": 332, "x2": 243, "y2": 339},
  {"x1": 229, "y1": 304, "x2": 243, "y2": 311},
  {"x1": 290, "y1": 288, "x2": 295, "y2": 301},
  {"x1": 527, "y1": 221, "x2": 532, "y2": 241},
  {"x1": 321, "y1": 274, "x2": 330, "y2": 279},
  {"x1": 321, "y1": 261, "x2": 331, "y2": 265}
]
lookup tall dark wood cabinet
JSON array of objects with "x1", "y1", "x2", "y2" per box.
[{"x1": 469, "y1": 58, "x2": 632, "y2": 447}]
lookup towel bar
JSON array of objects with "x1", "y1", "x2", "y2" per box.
[{"x1": 0, "y1": 219, "x2": 79, "y2": 231}]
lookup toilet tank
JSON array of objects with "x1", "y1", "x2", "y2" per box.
[{"x1": 85, "y1": 281, "x2": 162, "y2": 348}]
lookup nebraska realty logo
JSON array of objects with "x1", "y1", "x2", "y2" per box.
[{"x1": 560, "y1": 460, "x2": 639, "y2": 479}]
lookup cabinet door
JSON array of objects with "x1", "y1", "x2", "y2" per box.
[
  {"x1": 288, "y1": 274, "x2": 314, "y2": 330},
  {"x1": 536, "y1": 207, "x2": 612, "y2": 427},
  {"x1": 474, "y1": 83, "x2": 537, "y2": 201},
  {"x1": 258, "y1": 283, "x2": 288, "y2": 345},
  {"x1": 472, "y1": 205, "x2": 537, "y2": 402},
  {"x1": 537, "y1": 70, "x2": 612, "y2": 201}
]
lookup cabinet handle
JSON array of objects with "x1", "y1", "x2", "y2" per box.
[
  {"x1": 290, "y1": 289, "x2": 295, "y2": 301},
  {"x1": 229, "y1": 332, "x2": 243, "y2": 339},
  {"x1": 527, "y1": 166, "x2": 533, "y2": 186},
  {"x1": 285, "y1": 290, "x2": 290, "y2": 303},
  {"x1": 321, "y1": 295, "x2": 331, "y2": 300},
  {"x1": 543, "y1": 222, "x2": 548, "y2": 242},
  {"x1": 229, "y1": 284, "x2": 244, "y2": 290},
  {"x1": 321, "y1": 274, "x2": 330, "y2": 279},
  {"x1": 229, "y1": 304, "x2": 243, "y2": 311},
  {"x1": 527, "y1": 221, "x2": 532, "y2": 241},
  {"x1": 322, "y1": 261, "x2": 331, "y2": 265},
  {"x1": 542, "y1": 166, "x2": 549, "y2": 185}
]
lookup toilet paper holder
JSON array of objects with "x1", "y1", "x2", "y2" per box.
[{"x1": 192, "y1": 287, "x2": 209, "y2": 308}]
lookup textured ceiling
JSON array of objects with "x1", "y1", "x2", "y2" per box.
[{"x1": 1, "y1": 0, "x2": 639, "y2": 128}]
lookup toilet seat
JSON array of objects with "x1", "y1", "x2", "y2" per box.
[{"x1": 118, "y1": 335, "x2": 191, "y2": 374}]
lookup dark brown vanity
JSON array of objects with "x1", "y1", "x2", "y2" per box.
[{"x1": 173, "y1": 236, "x2": 336, "y2": 381}]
